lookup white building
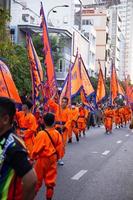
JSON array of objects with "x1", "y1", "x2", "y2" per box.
[
  {"x1": 117, "y1": 0, "x2": 133, "y2": 83},
  {"x1": 109, "y1": 6, "x2": 122, "y2": 73},
  {"x1": 81, "y1": 8, "x2": 110, "y2": 77}
]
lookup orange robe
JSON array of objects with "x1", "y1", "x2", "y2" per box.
[
  {"x1": 114, "y1": 108, "x2": 121, "y2": 126},
  {"x1": 48, "y1": 99, "x2": 71, "y2": 147},
  {"x1": 68, "y1": 107, "x2": 79, "y2": 140},
  {"x1": 16, "y1": 111, "x2": 38, "y2": 155},
  {"x1": 32, "y1": 128, "x2": 63, "y2": 199},
  {"x1": 104, "y1": 108, "x2": 114, "y2": 132},
  {"x1": 77, "y1": 107, "x2": 87, "y2": 132},
  {"x1": 118, "y1": 107, "x2": 125, "y2": 125}
]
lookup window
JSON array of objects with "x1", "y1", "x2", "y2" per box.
[{"x1": 59, "y1": 59, "x2": 64, "y2": 72}]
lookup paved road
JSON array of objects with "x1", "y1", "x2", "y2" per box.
[{"x1": 36, "y1": 126, "x2": 133, "y2": 200}]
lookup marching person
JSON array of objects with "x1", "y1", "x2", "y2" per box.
[
  {"x1": 16, "y1": 101, "x2": 38, "y2": 156},
  {"x1": 32, "y1": 113, "x2": 63, "y2": 200}
]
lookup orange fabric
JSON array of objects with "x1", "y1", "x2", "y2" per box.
[
  {"x1": 114, "y1": 109, "x2": 121, "y2": 125},
  {"x1": 77, "y1": 107, "x2": 87, "y2": 131},
  {"x1": 48, "y1": 99, "x2": 71, "y2": 146},
  {"x1": 96, "y1": 65, "x2": 106, "y2": 103},
  {"x1": 16, "y1": 111, "x2": 38, "y2": 155},
  {"x1": 68, "y1": 107, "x2": 79, "y2": 139},
  {"x1": 32, "y1": 128, "x2": 63, "y2": 199},
  {"x1": 32, "y1": 128, "x2": 63, "y2": 159},
  {"x1": 104, "y1": 108, "x2": 113, "y2": 131},
  {"x1": 35, "y1": 155, "x2": 57, "y2": 199},
  {"x1": 119, "y1": 107, "x2": 125, "y2": 124},
  {"x1": 40, "y1": 4, "x2": 57, "y2": 98},
  {"x1": 0, "y1": 60, "x2": 21, "y2": 103}
]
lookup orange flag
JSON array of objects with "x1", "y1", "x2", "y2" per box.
[
  {"x1": 60, "y1": 53, "x2": 82, "y2": 100},
  {"x1": 60, "y1": 64, "x2": 71, "y2": 106},
  {"x1": 40, "y1": 3, "x2": 57, "y2": 98},
  {"x1": 70, "y1": 54, "x2": 82, "y2": 97},
  {"x1": 80, "y1": 56, "x2": 95, "y2": 98},
  {"x1": 126, "y1": 84, "x2": 133, "y2": 103},
  {"x1": 110, "y1": 64, "x2": 118, "y2": 105},
  {"x1": 26, "y1": 34, "x2": 44, "y2": 105},
  {"x1": 0, "y1": 60, "x2": 21, "y2": 103},
  {"x1": 118, "y1": 82, "x2": 125, "y2": 97},
  {"x1": 96, "y1": 61, "x2": 106, "y2": 103}
]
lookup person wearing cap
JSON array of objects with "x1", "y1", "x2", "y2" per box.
[{"x1": 32, "y1": 113, "x2": 63, "y2": 200}]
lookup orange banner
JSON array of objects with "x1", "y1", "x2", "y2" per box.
[
  {"x1": 26, "y1": 34, "x2": 44, "y2": 104},
  {"x1": 80, "y1": 57, "x2": 95, "y2": 97},
  {"x1": 96, "y1": 62, "x2": 106, "y2": 103},
  {"x1": 0, "y1": 60, "x2": 21, "y2": 103},
  {"x1": 71, "y1": 54, "x2": 82, "y2": 97},
  {"x1": 60, "y1": 65, "x2": 71, "y2": 105},
  {"x1": 118, "y1": 82, "x2": 125, "y2": 96},
  {"x1": 40, "y1": 3, "x2": 57, "y2": 98},
  {"x1": 110, "y1": 64, "x2": 118, "y2": 104}
]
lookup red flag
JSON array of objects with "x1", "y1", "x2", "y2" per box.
[
  {"x1": 40, "y1": 3, "x2": 57, "y2": 98},
  {"x1": 96, "y1": 61, "x2": 106, "y2": 103},
  {"x1": 110, "y1": 64, "x2": 118, "y2": 105},
  {"x1": 26, "y1": 34, "x2": 44, "y2": 105},
  {"x1": 0, "y1": 60, "x2": 21, "y2": 103}
]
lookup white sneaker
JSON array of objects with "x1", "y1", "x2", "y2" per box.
[{"x1": 58, "y1": 159, "x2": 64, "y2": 166}]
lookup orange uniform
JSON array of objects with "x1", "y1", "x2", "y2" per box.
[
  {"x1": 118, "y1": 107, "x2": 125, "y2": 126},
  {"x1": 77, "y1": 107, "x2": 87, "y2": 133},
  {"x1": 114, "y1": 108, "x2": 121, "y2": 127},
  {"x1": 123, "y1": 105, "x2": 132, "y2": 125},
  {"x1": 48, "y1": 99, "x2": 71, "y2": 147},
  {"x1": 32, "y1": 128, "x2": 63, "y2": 200},
  {"x1": 104, "y1": 108, "x2": 114, "y2": 132},
  {"x1": 16, "y1": 111, "x2": 38, "y2": 155},
  {"x1": 68, "y1": 107, "x2": 79, "y2": 141}
]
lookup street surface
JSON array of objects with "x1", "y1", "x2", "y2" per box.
[{"x1": 36, "y1": 126, "x2": 133, "y2": 200}]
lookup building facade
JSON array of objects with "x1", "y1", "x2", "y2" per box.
[
  {"x1": 109, "y1": 6, "x2": 122, "y2": 72},
  {"x1": 81, "y1": 8, "x2": 110, "y2": 77},
  {"x1": 117, "y1": 0, "x2": 133, "y2": 82}
]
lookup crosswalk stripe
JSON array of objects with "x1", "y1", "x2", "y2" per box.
[{"x1": 71, "y1": 170, "x2": 88, "y2": 180}]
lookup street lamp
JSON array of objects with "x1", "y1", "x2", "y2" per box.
[{"x1": 47, "y1": 5, "x2": 69, "y2": 23}]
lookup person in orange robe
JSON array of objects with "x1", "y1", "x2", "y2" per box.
[
  {"x1": 48, "y1": 96, "x2": 71, "y2": 165},
  {"x1": 77, "y1": 104, "x2": 87, "y2": 136},
  {"x1": 68, "y1": 103, "x2": 80, "y2": 143},
  {"x1": 114, "y1": 107, "x2": 121, "y2": 128},
  {"x1": 32, "y1": 113, "x2": 63, "y2": 200},
  {"x1": 118, "y1": 106, "x2": 125, "y2": 127},
  {"x1": 16, "y1": 101, "x2": 38, "y2": 156},
  {"x1": 123, "y1": 105, "x2": 132, "y2": 126},
  {"x1": 104, "y1": 106, "x2": 114, "y2": 134}
]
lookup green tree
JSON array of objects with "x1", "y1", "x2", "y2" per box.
[{"x1": 0, "y1": 9, "x2": 31, "y2": 95}]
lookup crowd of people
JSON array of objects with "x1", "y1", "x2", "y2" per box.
[{"x1": 0, "y1": 94, "x2": 132, "y2": 200}]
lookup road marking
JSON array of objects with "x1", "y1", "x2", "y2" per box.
[
  {"x1": 91, "y1": 151, "x2": 98, "y2": 154},
  {"x1": 117, "y1": 140, "x2": 122, "y2": 144},
  {"x1": 71, "y1": 170, "x2": 88, "y2": 180},
  {"x1": 125, "y1": 134, "x2": 129, "y2": 137},
  {"x1": 132, "y1": 130, "x2": 133, "y2": 133},
  {"x1": 102, "y1": 150, "x2": 110, "y2": 156}
]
